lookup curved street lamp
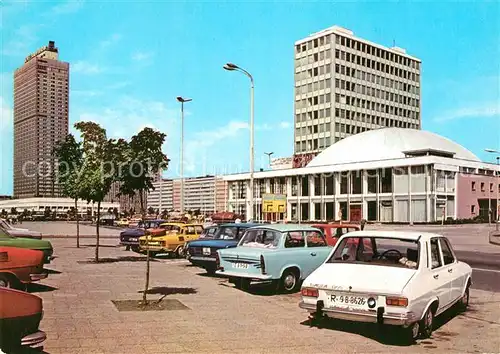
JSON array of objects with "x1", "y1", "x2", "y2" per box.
[
  {"x1": 177, "y1": 96, "x2": 192, "y2": 214},
  {"x1": 224, "y1": 62, "x2": 255, "y2": 221},
  {"x1": 485, "y1": 148, "x2": 500, "y2": 231}
]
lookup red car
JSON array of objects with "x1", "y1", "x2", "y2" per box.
[
  {"x1": 0, "y1": 247, "x2": 48, "y2": 289},
  {"x1": 0, "y1": 287, "x2": 47, "y2": 351},
  {"x1": 312, "y1": 223, "x2": 361, "y2": 246}
]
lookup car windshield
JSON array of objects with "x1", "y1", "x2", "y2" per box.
[
  {"x1": 162, "y1": 225, "x2": 181, "y2": 232},
  {"x1": 239, "y1": 229, "x2": 281, "y2": 249},
  {"x1": 0, "y1": 228, "x2": 14, "y2": 238},
  {"x1": 215, "y1": 226, "x2": 238, "y2": 240},
  {"x1": 0, "y1": 219, "x2": 12, "y2": 230},
  {"x1": 327, "y1": 236, "x2": 420, "y2": 269}
]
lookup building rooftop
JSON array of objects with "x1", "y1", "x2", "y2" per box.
[{"x1": 307, "y1": 128, "x2": 480, "y2": 168}]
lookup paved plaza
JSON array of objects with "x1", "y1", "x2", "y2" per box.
[{"x1": 21, "y1": 234, "x2": 500, "y2": 354}]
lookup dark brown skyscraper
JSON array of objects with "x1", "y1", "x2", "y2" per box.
[{"x1": 13, "y1": 41, "x2": 69, "y2": 198}]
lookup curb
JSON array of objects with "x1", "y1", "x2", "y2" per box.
[{"x1": 43, "y1": 235, "x2": 118, "y2": 239}]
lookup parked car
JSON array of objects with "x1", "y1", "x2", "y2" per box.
[
  {"x1": 119, "y1": 219, "x2": 168, "y2": 251},
  {"x1": 186, "y1": 223, "x2": 260, "y2": 275},
  {"x1": 0, "y1": 287, "x2": 46, "y2": 351},
  {"x1": 0, "y1": 247, "x2": 48, "y2": 289},
  {"x1": 0, "y1": 229, "x2": 54, "y2": 264},
  {"x1": 299, "y1": 231, "x2": 472, "y2": 342},
  {"x1": 216, "y1": 224, "x2": 332, "y2": 293},
  {"x1": 312, "y1": 223, "x2": 361, "y2": 246},
  {"x1": 0, "y1": 219, "x2": 42, "y2": 240},
  {"x1": 139, "y1": 223, "x2": 204, "y2": 257},
  {"x1": 115, "y1": 218, "x2": 130, "y2": 227},
  {"x1": 199, "y1": 224, "x2": 218, "y2": 239}
]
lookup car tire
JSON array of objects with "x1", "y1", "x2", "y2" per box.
[
  {"x1": 419, "y1": 307, "x2": 434, "y2": 339},
  {"x1": 457, "y1": 285, "x2": 470, "y2": 312},
  {"x1": 279, "y1": 269, "x2": 299, "y2": 293},
  {"x1": 176, "y1": 246, "x2": 184, "y2": 258},
  {"x1": 0, "y1": 274, "x2": 12, "y2": 288},
  {"x1": 402, "y1": 322, "x2": 420, "y2": 344},
  {"x1": 206, "y1": 267, "x2": 216, "y2": 276}
]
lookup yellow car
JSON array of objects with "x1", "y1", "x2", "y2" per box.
[
  {"x1": 115, "y1": 218, "x2": 130, "y2": 227},
  {"x1": 139, "y1": 223, "x2": 204, "y2": 257}
]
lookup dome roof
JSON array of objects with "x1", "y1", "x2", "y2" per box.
[{"x1": 307, "y1": 128, "x2": 480, "y2": 167}]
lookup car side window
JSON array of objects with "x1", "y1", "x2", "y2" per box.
[
  {"x1": 439, "y1": 238, "x2": 455, "y2": 265},
  {"x1": 285, "y1": 231, "x2": 305, "y2": 248},
  {"x1": 185, "y1": 226, "x2": 196, "y2": 235},
  {"x1": 430, "y1": 238, "x2": 442, "y2": 269},
  {"x1": 236, "y1": 228, "x2": 247, "y2": 239},
  {"x1": 306, "y1": 231, "x2": 327, "y2": 247},
  {"x1": 194, "y1": 226, "x2": 204, "y2": 234}
]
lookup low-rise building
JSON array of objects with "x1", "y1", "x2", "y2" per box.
[{"x1": 224, "y1": 128, "x2": 499, "y2": 223}]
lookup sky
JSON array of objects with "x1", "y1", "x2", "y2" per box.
[{"x1": 0, "y1": 0, "x2": 499, "y2": 195}]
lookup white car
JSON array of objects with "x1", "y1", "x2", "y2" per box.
[
  {"x1": 0, "y1": 219, "x2": 42, "y2": 239},
  {"x1": 299, "y1": 231, "x2": 472, "y2": 342}
]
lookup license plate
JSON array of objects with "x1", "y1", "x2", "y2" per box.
[
  {"x1": 329, "y1": 294, "x2": 367, "y2": 307},
  {"x1": 202, "y1": 247, "x2": 211, "y2": 255},
  {"x1": 130, "y1": 238, "x2": 137, "y2": 242},
  {"x1": 232, "y1": 262, "x2": 248, "y2": 269}
]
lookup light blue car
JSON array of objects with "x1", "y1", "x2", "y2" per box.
[{"x1": 216, "y1": 224, "x2": 332, "y2": 293}]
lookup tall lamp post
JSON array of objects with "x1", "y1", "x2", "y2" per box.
[
  {"x1": 485, "y1": 148, "x2": 500, "y2": 231},
  {"x1": 265, "y1": 152, "x2": 274, "y2": 168},
  {"x1": 177, "y1": 96, "x2": 192, "y2": 214},
  {"x1": 224, "y1": 62, "x2": 254, "y2": 221}
]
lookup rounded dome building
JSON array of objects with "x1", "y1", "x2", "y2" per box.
[{"x1": 225, "y1": 128, "x2": 498, "y2": 224}]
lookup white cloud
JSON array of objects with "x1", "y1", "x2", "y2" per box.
[
  {"x1": 279, "y1": 121, "x2": 291, "y2": 129},
  {"x1": 0, "y1": 96, "x2": 13, "y2": 132},
  {"x1": 1, "y1": 24, "x2": 39, "y2": 56},
  {"x1": 435, "y1": 103, "x2": 500, "y2": 122},
  {"x1": 72, "y1": 90, "x2": 102, "y2": 97},
  {"x1": 131, "y1": 51, "x2": 154, "y2": 62},
  {"x1": 106, "y1": 81, "x2": 130, "y2": 90},
  {"x1": 72, "y1": 61, "x2": 104, "y2": 75},
  {"x1": 99, "y1": 33, "x2": 122, "y2": 48},
  {"x1": 50, "y1": 0, "x2": 84, "y2": 15}
]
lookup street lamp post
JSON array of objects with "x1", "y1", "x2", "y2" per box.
[
  {"x1": 265, "y1": 152, "x2": 274, "y2": 168},
  {"x1": 224, "y1": 62, "x2": 254, "y2": 221},
  {"x1": 485, "y1": 148, "x2": 500, "y2": 231},
  {"x1": 177, "y1": 96, "x2": 192, "y2": 214}
]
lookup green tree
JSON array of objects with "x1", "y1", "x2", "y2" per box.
[
  {"x1": 75, "y1": 121, "x2": 126, "y2": 262},
  {"x1": 10, "y1": 207, "x2": 17, "y2": 215},
  {"x1": 54, "y1": 134, "x2": 84, "y2": 247},
  {"x1": 44, "y1": 207, "x2": 51, "y2": 220},
  {"x1": 118, "y1": 127, "x2": 168, "y2": 305},
  {"x1": 0, "y1": 209, "x2": 6, "y2": 218},
  {"x1": 113, "y1": 207, "x2": 119, "y2": 219},
  {"x1": 147, "y1": 207, "x2": 155, "y2": 215}
]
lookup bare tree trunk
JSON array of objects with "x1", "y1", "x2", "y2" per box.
[
  {"x1": 140, "y1": 189, "x2": 149, "y2": 305},
  {"x1": 95, "y1": 201, "x2": 100, "y2": 262},
  {"x1": 75, "y1": 198, "x2": 80, "y2": 248}
]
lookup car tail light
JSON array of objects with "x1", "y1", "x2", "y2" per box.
[
  {"x1": 386, "y1": 297, "x2": 408, "y2": 307},
  {"x1": 161, "y1": 241, "x2": 166, "y2": 247},
  {"x1": 301, "y1": 287, "x2": 319, "y2": 297},
  {"x1": 215, "y1": 252, "x2": 223, "y2": 271},
  {"x1": 260, "y1": 255, "x2": 266, "y2": 274}
]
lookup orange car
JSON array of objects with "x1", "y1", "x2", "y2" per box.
[
  {"x1": 0, "y1": 247, "x2": 48, "y2": 290},
  {"x1": 0, "y1": 287, "x2": 46, "y2": 351},
  {"x1": 312, "y1": 223, "x2": 361, "y2": 246}
]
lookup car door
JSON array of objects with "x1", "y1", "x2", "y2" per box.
[
  {"x1": 429, "y1": 238, "x2": 452, "y2": 310},
  {"x1": 305, "y1": 230, "x2": 331, "y2": 276},
  {"x1": 283, "y1": 231, "x2": 310, "y2": 277},
  {"x1": 439, "y1": 237, "x2": 462, "y2": 302}
]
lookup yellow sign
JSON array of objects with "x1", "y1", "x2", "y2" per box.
[{"x1": 262, "y1": 194, "x2": 286, "y2": 213}]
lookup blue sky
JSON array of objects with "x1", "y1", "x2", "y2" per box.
[{"x1": 1, "y1": 0, "x2": 499, "y2": 195}]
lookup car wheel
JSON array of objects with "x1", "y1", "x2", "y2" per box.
[
  {"x1": 458, "y1": 285, "x2": 470, "y2": 312},
  {"x1": 420, "y1": 307, "x2": 434, "y2": 339},
  {"x1": 206, "y1": 267, "x2": 216, "y2": 276},
  {"x1": 176, "y1": 246, "x2": 184, "y2": 258},
  {"x1": 0, "y1": 274, "x2": 12, "y2": 288},
  {"x1": 279, "y1": 269, "x2": 299, "y2": 293}
]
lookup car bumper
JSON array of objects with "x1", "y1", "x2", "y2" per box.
[
  {"x1": 298, "y1": 301, "x2": 417, "y2": 327},
  {"x1": 120, "y1": 241, "x2": 139, "y2": 246},
  {"x1": 140, "y1": 245, "x2": 168, "y2": 252},
  {"x1": 21, "y1": 330, "x2": 47, "y2": 348},
  {"x1": 29, "y1": 271, "x2": 48, "y2": 282},
  {"x1": 215, "y1": 270, "x2": 273, "y2": 281}
]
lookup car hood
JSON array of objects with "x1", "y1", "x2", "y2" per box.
[
  {"x1": 7, "y1": 229, "x2": 42, "y2": 239},
  {"x1": 304, "y1": 263, "x2": 416, "y2": 295},
  {"x1": 188, "y1": 239, "x2": 238, "y2": 248},
  {"x1": 7, "y1": 237, "x2": 53, "y2": 251}
]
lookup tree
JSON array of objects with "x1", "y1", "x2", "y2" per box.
[
  {"x1": 0, "y1": 209, "x2": 6, "y2": 218},
  {"x1": 54, "y1": 134, "x2": 84, "y2": 247},
  {"x1": 44, "y1": 207, "x2": 51, "y2": 220},
  {"x1": 113, "y1": 207, "x2": 119, "y2": 219},
  {"x1": 10, "y1": 207, "x2": 17, "y2": 215},
  {"x1": 147, "y1": 207, "x2": 155, "y2": 215},
  {"x1": 74, "y1": 121, "x2": 126, "y2": 262},
  {"x1": 118, "y1": 127, "x2": 168, "y2": 305}
]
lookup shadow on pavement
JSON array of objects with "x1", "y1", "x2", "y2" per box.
[
  {"x1": 44, "y1": 269, "x2": 62, "y2": 275},
  {"x1": 196, "y1": 272, "x2": 226, "y2": 279},
  {"x1": 77, "y1": 256, "x2": 159, "y2": 264},
  {"x1": 299, "y1": 305, "x2": 463, "y2": 347},
  {"x1": 82, "y1": 244, "x2": 120, "y2": 248},
  {"x1": 138, "y1": 286, "x2": 197, "y2": 296},
  {"x1": 27, "y1": 283, "x2": 58, "y2": 293}
]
